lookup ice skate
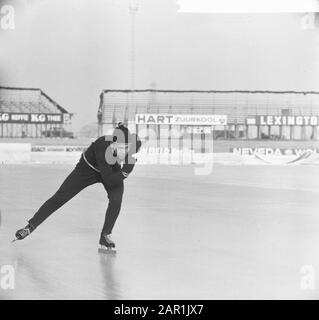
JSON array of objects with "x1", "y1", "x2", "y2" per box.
[
  {"x1": 98, "y1": 234, "x2": 116, "y2": 254},
  {"x1": 13, "y1": 223, "x2": 35, "y2": 242}
]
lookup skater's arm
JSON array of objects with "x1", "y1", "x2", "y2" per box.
[
  {"x1": 93, "y1": 139, "x2": 127, "y2": 187},
  {"x1": 93, "y1": 134, "x2": 141, "y2": 187},
  {"x1": 101, "y1": 156, "x2": 137, "y2": 187},
  {"x1": 120, "y1": 135, "x2": 141, "y2": 177},
  {"x1": 121, "y1": 134, "x2": 141, "y2": 176},
  {"x1": 122, "y1": 155, "x2": 137, "y2": 175},
  {"x1": 107, "y1": 167, "x2": 134, "y2": 187},
  {"x1": 108, "y1": 156, "x2": 137, "y2": 185},
  {"x1": 105, "y1": 134, "x2": 141, "y2": 182},
  {"x1": 93, "y1": 139, "x2": 113, "y2": 184}
]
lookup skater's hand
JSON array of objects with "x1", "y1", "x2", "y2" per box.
[
  {"x1": 122, "y1": 155, "x2": 136, "y2": 175},
  {"x1": 107, "y1": 171, "x2": 126, "y2": 187}
]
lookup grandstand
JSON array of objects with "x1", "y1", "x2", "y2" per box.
[
  {"x1": 98, "y1": 90, "x2": 319, "y2": 142},
  {"x1": 0, "y1": 86, "x2": 73, "y2": 138}
]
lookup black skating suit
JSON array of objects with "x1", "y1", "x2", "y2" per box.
[{"x1": 28, "y1": 135, "x2": 139, "y2": 235}]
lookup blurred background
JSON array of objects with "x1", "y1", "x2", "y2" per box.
[{"x1": 1, "y1": 0, "x2": 318, "y2": 136}]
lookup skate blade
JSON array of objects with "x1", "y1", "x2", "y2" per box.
[{"x1": 98, "y1": 247, "x2": 116, "y2": 254}]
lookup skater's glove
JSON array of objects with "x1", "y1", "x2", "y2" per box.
[
  {"x1": 106, "y1": 135, "x2": 140, "y2": 187},
  {"x1": 121, "y1": 171, "x2": 130, "y2": 179},
  {"x1": 122, "y1": 155, "x2": 137, "y2": 175},
  {"x1": 107, "y1": 171, "x2": 125, "y2": 187}
]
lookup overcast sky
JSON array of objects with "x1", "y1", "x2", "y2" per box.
[{"x1": 1, "y1": 0, "x2": 318, "y2": 131}]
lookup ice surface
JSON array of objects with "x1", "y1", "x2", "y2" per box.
[{"x1": 1, "y1": 164, "x2": 319, "y2": 299}]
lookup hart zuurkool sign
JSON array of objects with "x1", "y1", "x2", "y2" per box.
[
  {"x1": 0, "y1": 112, "x2": 64, "y2": 124},
  {"x1": 135, "y1": 114, "x2": 227, "y2": 126}
]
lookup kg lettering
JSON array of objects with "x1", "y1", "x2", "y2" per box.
[
  {"x1": 0, "y1": 113, "x2": 10, "y2": 122},
  {"x1": 1, "y1": 5, "x2": 15, "y2": 30},
  {"x1": 31, "y1": 114, "x2": 46, "y2": 122}
]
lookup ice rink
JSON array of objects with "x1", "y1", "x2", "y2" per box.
[{"x1": 1, "y1": 163, "x2": 319, "y2": 299}]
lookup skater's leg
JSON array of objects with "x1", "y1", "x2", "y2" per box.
[
  {"x1": 101, "y1": 182, "x2": 124, "y2": 235},
  {"x1": 29, "y1": 161, "x2": 99, "y2": 228}
]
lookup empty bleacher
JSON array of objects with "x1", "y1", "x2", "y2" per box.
[
  {"x1": 0, "y1": 86, "x2": 71, "y2": 138},
  {"x1": 0, "y1": 87, "x2": 67, "y2": 114},
  {"x1": 100, "y1": 90, "x2": 319, "y2": 126}
]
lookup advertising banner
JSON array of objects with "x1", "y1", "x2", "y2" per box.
[
  {"x1": 136, "y1": 114, "x2": 227, "y2": 126},
  {"x1": 246, "y1": 115, "x2": 319, "y2": 126},
  {"x1": 31, "y1": 145, "x2": 86, "y2": 152},
  {"x1": 0, "y1": 112, "x2": 64, "y2": 124},
  {"x1": 231, "y1": 147, "x2": 318, "y2": 156}
]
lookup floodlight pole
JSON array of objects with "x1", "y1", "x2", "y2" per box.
[{"x1": 129, "y1": 1, "x2": 139, "y2": 92}]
